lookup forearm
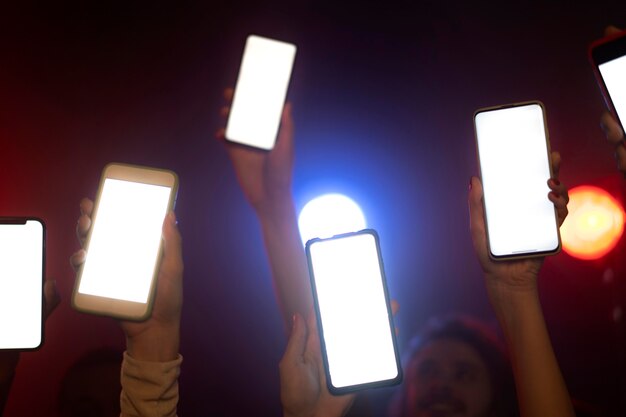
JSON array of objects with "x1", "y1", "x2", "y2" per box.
[
  {"x1": 256, "y1": 195, "x2": 313, "y2": 331},
  {"x1": 487, "y1": 277, "x2": 574, "y2": 417}
]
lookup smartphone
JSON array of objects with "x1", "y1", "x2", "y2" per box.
[
  {"x1": 225, "y1": 34, "x2": 297, "y2": 150},
  {"x1": 589, "y1": 29, "x2": 626, "y2": 131},
  {"x1": 72, "y1": 162, "x2": 178, "y2": 321},
  {"x1": 474, "y1": 101, "x2": 561, "y2": 260},
  {"x1": 305, "y1": 229, "x2": 402, "y2": 394},
  {"x1": 0, "y1": 218, "x2": 44, "y2": 350}
]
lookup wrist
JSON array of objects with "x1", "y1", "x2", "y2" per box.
[
  {"x1": 485, "y1": 272, "x2": 539, "y2": 309},
  {"x1": 484, "y1": 270, "x2": 539, "y2": 293},
  {"x1": 126, "y1": 324, "x2": 180, "y2": 362},
  {"x1": 486, "y1": 278, "x2": 542, "y2": 324}
]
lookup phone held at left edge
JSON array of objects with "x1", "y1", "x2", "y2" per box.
[
  {"x1": 71, "y1": 162, "x2": 178, "y2": 321},
  {"x1": 0, "y1": 218, "x2": 45, "y2": 350}
]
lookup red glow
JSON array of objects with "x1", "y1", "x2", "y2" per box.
[{"x1": 561, "y1": 185, "x2": 625, "y2": 260}]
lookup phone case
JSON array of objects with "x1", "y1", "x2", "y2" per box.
[{"x1": 71, "y1": 162, "x2": 178, "y2": 322}]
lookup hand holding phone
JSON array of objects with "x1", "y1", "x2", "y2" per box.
[
  {"x1": 218, "y1": 86, "x2": 296, "y2": 213},
  {"x1": 473, "y1": 101, "x2": 561, "y2": 260},
  {"x1": 280, "y1": 312, "x2": 356, "y2": 417},
  {"x1": 305, "y1": 229, "x2": 402, "y2": 394},
  {"x1": 469, "y1": 170, "x2": 568, "y2": 278},
  {"x1": 71, "y1": 163, "x2": 178, "y2": 322},
  {"x1": 72, "y1": 196, "x2": 183, "y2": 362},
  {"x1": 225, "y1": 34, "x2": 297, "y2": 150}
]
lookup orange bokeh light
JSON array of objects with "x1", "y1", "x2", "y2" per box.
[{"x1": 560, "y1": 185, "x2": 625, "y2": 260}]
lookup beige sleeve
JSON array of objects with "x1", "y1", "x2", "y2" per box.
[{"x1": 120, "y1": 351, "x2": 182, "y2": 417}]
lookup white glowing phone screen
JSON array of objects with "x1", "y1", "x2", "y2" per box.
[
  {"x1": 78, "y1": 179, "x2": 172, "y2": 303},
  {"x1": 0, "y1": 220, "x2": 43, "y2": 349},
  {"x1": 307, "y1": 231, "x2": 400, "y2": 390},
  {"x1": 599, "y1": 55, "x2": 626, "y2": 128},
  {"x1": 475, "y1": 103, "x2": 559, "y2": 258},
  {"x1": 225, "y1": 34, "x2": 296, "y2": 150}
]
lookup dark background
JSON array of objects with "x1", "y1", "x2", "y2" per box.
[{"x1": 1, "y1": 1, "x2": 625, "y2": 415}]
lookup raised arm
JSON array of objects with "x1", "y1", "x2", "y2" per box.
[
  {"x1": 217, "y1": 88, "x2": 312, "y2": 331},
  {"x1": 468, "y1": 152, "x2": 575, "y2": 417},
  {"x1": 71, "y1": 198, "x2": 183, "y2": 417}
]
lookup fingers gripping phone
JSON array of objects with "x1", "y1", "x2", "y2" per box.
[
  {"x1": 72, "y1": 163, "x2": 178, "y2": 321},
  {"x1": 589, "y1": 29, "x2": 626, "y2": 132},
  {"x1": 225, "y1": 34, "x2": 297, "y2": 150},
  {"x1": 474, "y1": 101, "x2": 561, "y2": 260},
  {"x1": 305, "y1": 229, "x2": 402, "y2": 394},
  {"x1": 0, "y1": 218, "x2": 45, "y2": 350}
]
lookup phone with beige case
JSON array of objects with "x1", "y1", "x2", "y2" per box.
[{"x1": 72, "y1": 162, "x2": 178, "y2": 321}]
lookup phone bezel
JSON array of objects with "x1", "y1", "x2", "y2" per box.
[
  {"x1": 0, "y1": 217, "x2": 45, "y2": 351},
  {"x1": 305, "y1": 228, "x2": 403, "y2": 395},
  {"x1": 225, "y1": 34, "x2": 297, "y2": 151},
  {"x1": 589, "y1": 28, "x2": 626, "y2": 132},
  {"x1": 473, "y1": 100, "x2": 561, "y2": 261},
  {"x1": 71, "y1": 162, "x2": 179, "y2": 321}
]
